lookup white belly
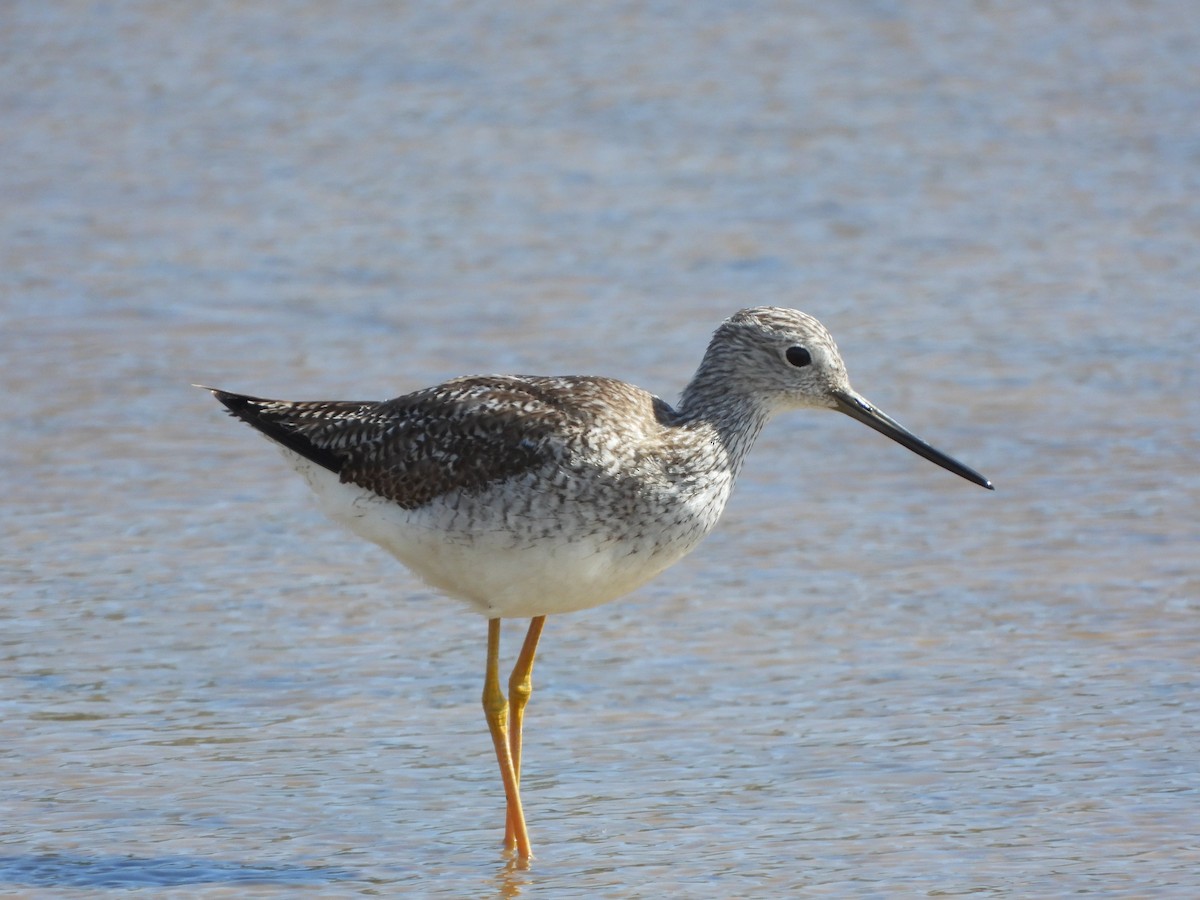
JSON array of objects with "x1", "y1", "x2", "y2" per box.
[{"x1": 279, "y1": 449, "x2": 720, "y2": 618}]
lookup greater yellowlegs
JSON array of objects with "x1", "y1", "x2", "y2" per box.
[{"x1": 203, "y1": 307, "x2": 992, "y2": 861}]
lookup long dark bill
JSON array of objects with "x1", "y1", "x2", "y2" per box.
[{"x1": 833, "y1": 390, "x2": 993, "y2": 490}]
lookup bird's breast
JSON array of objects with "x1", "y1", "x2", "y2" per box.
[{"x1": 278, "y1": 445, "x2": 736, "y2": 618}]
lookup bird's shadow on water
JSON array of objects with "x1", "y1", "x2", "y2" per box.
[{"x1": 0, "y1": 853, "x2": 360, "y2": 889}]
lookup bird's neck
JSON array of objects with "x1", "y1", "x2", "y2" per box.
[{"x1": 676, "y1": 371, "x2": 773, "y2": 480}]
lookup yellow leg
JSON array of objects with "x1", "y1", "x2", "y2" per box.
[
  {"x1": 483, "y1": 618, "x2": 532, "y2": 860},
  {"x1": 504, "y1": 616, "x2": 546, "y2": 849}
]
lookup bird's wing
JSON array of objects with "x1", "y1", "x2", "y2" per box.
[{"x1": 208, "y1": 376, "x2": 594, "y2": 509}]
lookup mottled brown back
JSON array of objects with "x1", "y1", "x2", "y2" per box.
[{"x1": 211, "y1": 375, "x2": 663, "y2": 509}]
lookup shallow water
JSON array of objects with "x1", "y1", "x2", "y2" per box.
[{"x1": 3, "y1": 2, "x2": 1198, "y2": 896}]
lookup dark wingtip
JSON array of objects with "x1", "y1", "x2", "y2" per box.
[
  {"x1": 195, "y1": 384, "x2": 257, "y2": 413},
  {"x1": 214, "y1": 393, "x2": 252, "y2": 416},
  {"x1": 200, "y1": 386, "x2": 344, "y2": 474},
  {"x1": 198, "y1": 384, "x2": 274, "y2": 430}
]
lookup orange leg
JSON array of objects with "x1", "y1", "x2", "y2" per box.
[
  {"x1": 504, "y1": 616, "x2": 546, "y2": 849},
  {"x1": 482, "y1": 618, "x2": 532, "y2": 860}
]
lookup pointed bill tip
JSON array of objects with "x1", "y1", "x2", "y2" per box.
[{"x1": 832, "y1": 390, "x2": 993, "y2": 491}]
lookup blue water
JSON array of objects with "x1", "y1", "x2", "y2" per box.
[{"x1": 3, "y1": 2, "x2": 1198, "y2": 896}]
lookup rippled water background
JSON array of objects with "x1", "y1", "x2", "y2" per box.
[{"x1": 3, "y1": 2, "x2": 1198, "y2": 896}]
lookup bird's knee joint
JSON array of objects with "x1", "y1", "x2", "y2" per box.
[
  {"x1": 508, "y1": 675, "x2": 533, "y2": 706},
  {"x1": 482, "y1": 685, "x2": 509, "y2": 725}
]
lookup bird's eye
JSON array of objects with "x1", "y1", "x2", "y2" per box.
[{"x1": 785, "y1": 346, "x2": 812, "y2": 367}]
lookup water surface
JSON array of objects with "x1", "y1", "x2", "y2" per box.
[{"x1": 2, "y1": 2, "x2": 1198, "y2": 896}]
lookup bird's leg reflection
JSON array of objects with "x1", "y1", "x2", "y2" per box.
[
  {"x1": 504, "y1": 616, "x2": 546, "y2": 850},
  {"x1": 483, "y1": 618, "x2": 532, "y2": 860}
]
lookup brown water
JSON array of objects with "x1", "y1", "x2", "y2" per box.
[{"x1": 3, "y1": 2, "x2": 1198, "y2": 896}]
